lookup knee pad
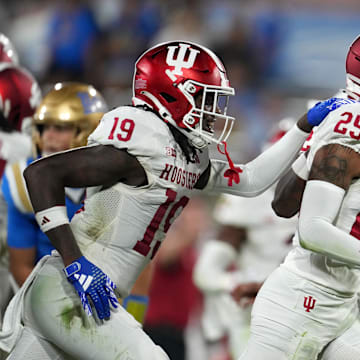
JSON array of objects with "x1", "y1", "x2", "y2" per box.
[{"x1": 287, "y1": 334, "x2": 322, "y2": 360}]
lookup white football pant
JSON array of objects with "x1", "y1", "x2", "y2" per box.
[
  {"x1": 238, "y1": 267, "x2": 359, "y2": 360},
  {"x1": 8, "y1": 256, "x2": 169, "y2": 360}
]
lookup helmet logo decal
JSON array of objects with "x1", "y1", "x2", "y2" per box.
[
  {"x1": 0, "y1": 95, "x2": 10, "y2": 119},
  {"x1": 29, "y1": 82, "x2": 41, "y2": 109},
  {"x1": 135, "y1": 78, "x2": 147, "y2": 89},
  {"x1": 166, "y1": 43, "x2": 200, "y2": 78},
  {"x1": 77, "y1": 91, "x2": 101, "y2": 114}
]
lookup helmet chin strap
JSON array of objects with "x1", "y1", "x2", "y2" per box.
[
  {"x1": 138, "y1": 91, "x2": 208, "y2": 149},
  {"x1": 134, "y1": 93, "x2": 240, "y2": 183}
]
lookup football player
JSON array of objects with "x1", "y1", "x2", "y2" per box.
[
  {"x1": 194, "y1": 194, "x2": 296, "y2": 360},
  {"x1": 0, "y1": 33, "x2": 40, "y2": 330},
  {"x1": 193, "y1": 123, "x2": 297, "y2": 360},
  {"x1": 0, "y1": 33, "x2": 41, "y2": 176},
  {"x1": 0, "y1": 41, "x2": 340, "y2": 359},
  {"x1": 239, "y1": 35, "x2": 360, "y2": 360},
  {"x1": 2, "y1": 82, "x2": 107, "y2": 289}
]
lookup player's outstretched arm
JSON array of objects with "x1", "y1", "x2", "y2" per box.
[
  {"x1": 24, "y1": 144, "x2": 146, "y2": 319},
  {"x1": 202, "y1": 98, "x2": 348, "y2": 196},
  {"x1": 298, "y1": 143, "x2": 360, "y2": 267},
  {"x1": 24, "y1": 145, "x2": 146, "y2": 263}
]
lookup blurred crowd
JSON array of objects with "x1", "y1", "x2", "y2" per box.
[
  {"x1": 0, "y1": 1, "x2": 360, "y2": 359},
  {"x1": 2, "y1": 0, "x2": 360, "y2": 160}
]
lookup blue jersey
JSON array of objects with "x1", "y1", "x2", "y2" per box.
[{"x1": 2, "y1": 157, "x2": 84, "y2": 262}]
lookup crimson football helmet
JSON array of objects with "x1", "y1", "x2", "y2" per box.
[
  {"x1": 346, "y1": 35, "x2": 360, "y2": 100},
  {"x1": 0, "y1": 61, "x2": 40, "y2": 176},
  {"x1": 132, "y1": 41, "x2": 235, "y2": 148},
  {"x1": 0, "y1": 33, "x2": 19, "y2": 65},
  {"x1": 0, "y1": 66, "x2": 41, "y2": 134}
]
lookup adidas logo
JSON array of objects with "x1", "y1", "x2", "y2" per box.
[
  {"x1": 74, "y1": 274, "x2": 94, "y2": 291},
  {"x1": 41, "y1": 216, "x2": 51, "y2": 225}
]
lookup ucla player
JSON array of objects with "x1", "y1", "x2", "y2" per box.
[
  {"x1": 0, "y1": 41, "x2": 338, "y2": 359},
  {"x1": 240, "y1": 35, "x2": 360, "y2": 360},
  {"x1": 2, "y1": 82, "x2": 107, "y2": 288}
]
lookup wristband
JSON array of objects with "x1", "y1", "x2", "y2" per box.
[
  {"x1": 291, "y1": 153, "x2": 309, "y2": 180},
  {"x1": 35, "y1": 206, "x2": 69, "y2": 233}
]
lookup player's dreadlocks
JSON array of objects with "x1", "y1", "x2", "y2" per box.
[{"x1": 135, "y1": 104, "x2": 199, "y2": 164}]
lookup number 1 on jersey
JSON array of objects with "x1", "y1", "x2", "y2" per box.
[{"x1": 133, "y1": 189, "x2": 189, "y2": 259}]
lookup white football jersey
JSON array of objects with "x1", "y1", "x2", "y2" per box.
[
  {"x1": 284, "y1": 101, "x2": 360, "y2": 293},
  {"x1": 71, "y1": 106, "x2": 209, "y2": 297}
]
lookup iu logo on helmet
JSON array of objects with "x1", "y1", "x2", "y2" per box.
[
  {"x1": 303, "y1": 295, "x2": 316, "y2": 312},
  {"x1": 166, "y1": 43, "x2": 200, "y2": 77}
]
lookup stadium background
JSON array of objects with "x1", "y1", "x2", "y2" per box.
[{"x1": 1, "y1": 1, "x2": 360, "y2": 359}]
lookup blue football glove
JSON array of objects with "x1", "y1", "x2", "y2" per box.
[
  {"x1": 63, "y1": 256, "x2": 119, "y2": 319},
  {"x1": 307, "y1": 97, "x2": 357, "y2": 126}
]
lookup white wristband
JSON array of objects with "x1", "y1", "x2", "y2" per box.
[
  {"x1": 291, "y1": 153, "x2": 309, "y2": 180},
  {"x1": 35, "y1": 206, "x2": 69, "y2": 233}
]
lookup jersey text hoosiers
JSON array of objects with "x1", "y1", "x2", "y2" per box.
[{"x1": 159, "y1": 163, "x2": 201, "y2": 189}]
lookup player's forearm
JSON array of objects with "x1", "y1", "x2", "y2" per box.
[
  {"x1": 206, "y1": 124, "x2": 309, "y2": 197},
  {"x1": 45, "y1": 226, "x2": 82, "y2": 266},
  {"x1": 24, "y1": 160, "x2": 82, "y2": 266},
  {"x1": 272, "y1": 167, "x2": 306, "y2": 218}
]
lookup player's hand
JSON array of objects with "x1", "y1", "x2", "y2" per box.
[
  {"x1": 307, "y1": 97, "x2": 356, "y2": 126},
  {"x1": 63, "y1": 256, "x2": 119, "y2": 319}
]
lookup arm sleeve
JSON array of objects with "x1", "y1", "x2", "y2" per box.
[
  {"x1": 291, "y1": 152, "x2": 309, "y2": 180},
  {"x1": 298, "y1": 180, "x2": 360, "y2": 267},
  {"x1": 193, "y1": 240, "x2": 243, "y2": 293},
  {"x1": 205, "y1": 124, "x2": 309, "y2": 197}
]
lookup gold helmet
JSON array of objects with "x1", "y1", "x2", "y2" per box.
[{"x1": 33, "y1": 82, "x2": 108, "y2": 150}]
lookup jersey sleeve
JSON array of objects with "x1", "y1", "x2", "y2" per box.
[
  {"x1": 88, "y1": 106, "x2": 168, "y2": 160},
  {"x1": 307, "y1": 102, "x2": 360, "y2": 167}
]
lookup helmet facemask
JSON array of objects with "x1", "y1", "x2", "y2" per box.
[
  {"x1": 179, "y1": 80, "x2": 235, "y2": 149},
  {"x1": 345, "y1": 74, "x2": 360, "y2": 101}
]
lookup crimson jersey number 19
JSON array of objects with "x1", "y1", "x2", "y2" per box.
[
  {"x1": 108, "y1": 117, "x2": 135, "y2": 141},
  {"x1": 133, "y1": 189, "x2": 189, "y2": 259}
]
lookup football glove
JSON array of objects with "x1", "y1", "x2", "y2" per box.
[
  {"x1": 307, "y1": 97, "x2": 356, "y2": 126},
  {"x1": 63, "y1": 256, "x2": 119, "y2": 319}
]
